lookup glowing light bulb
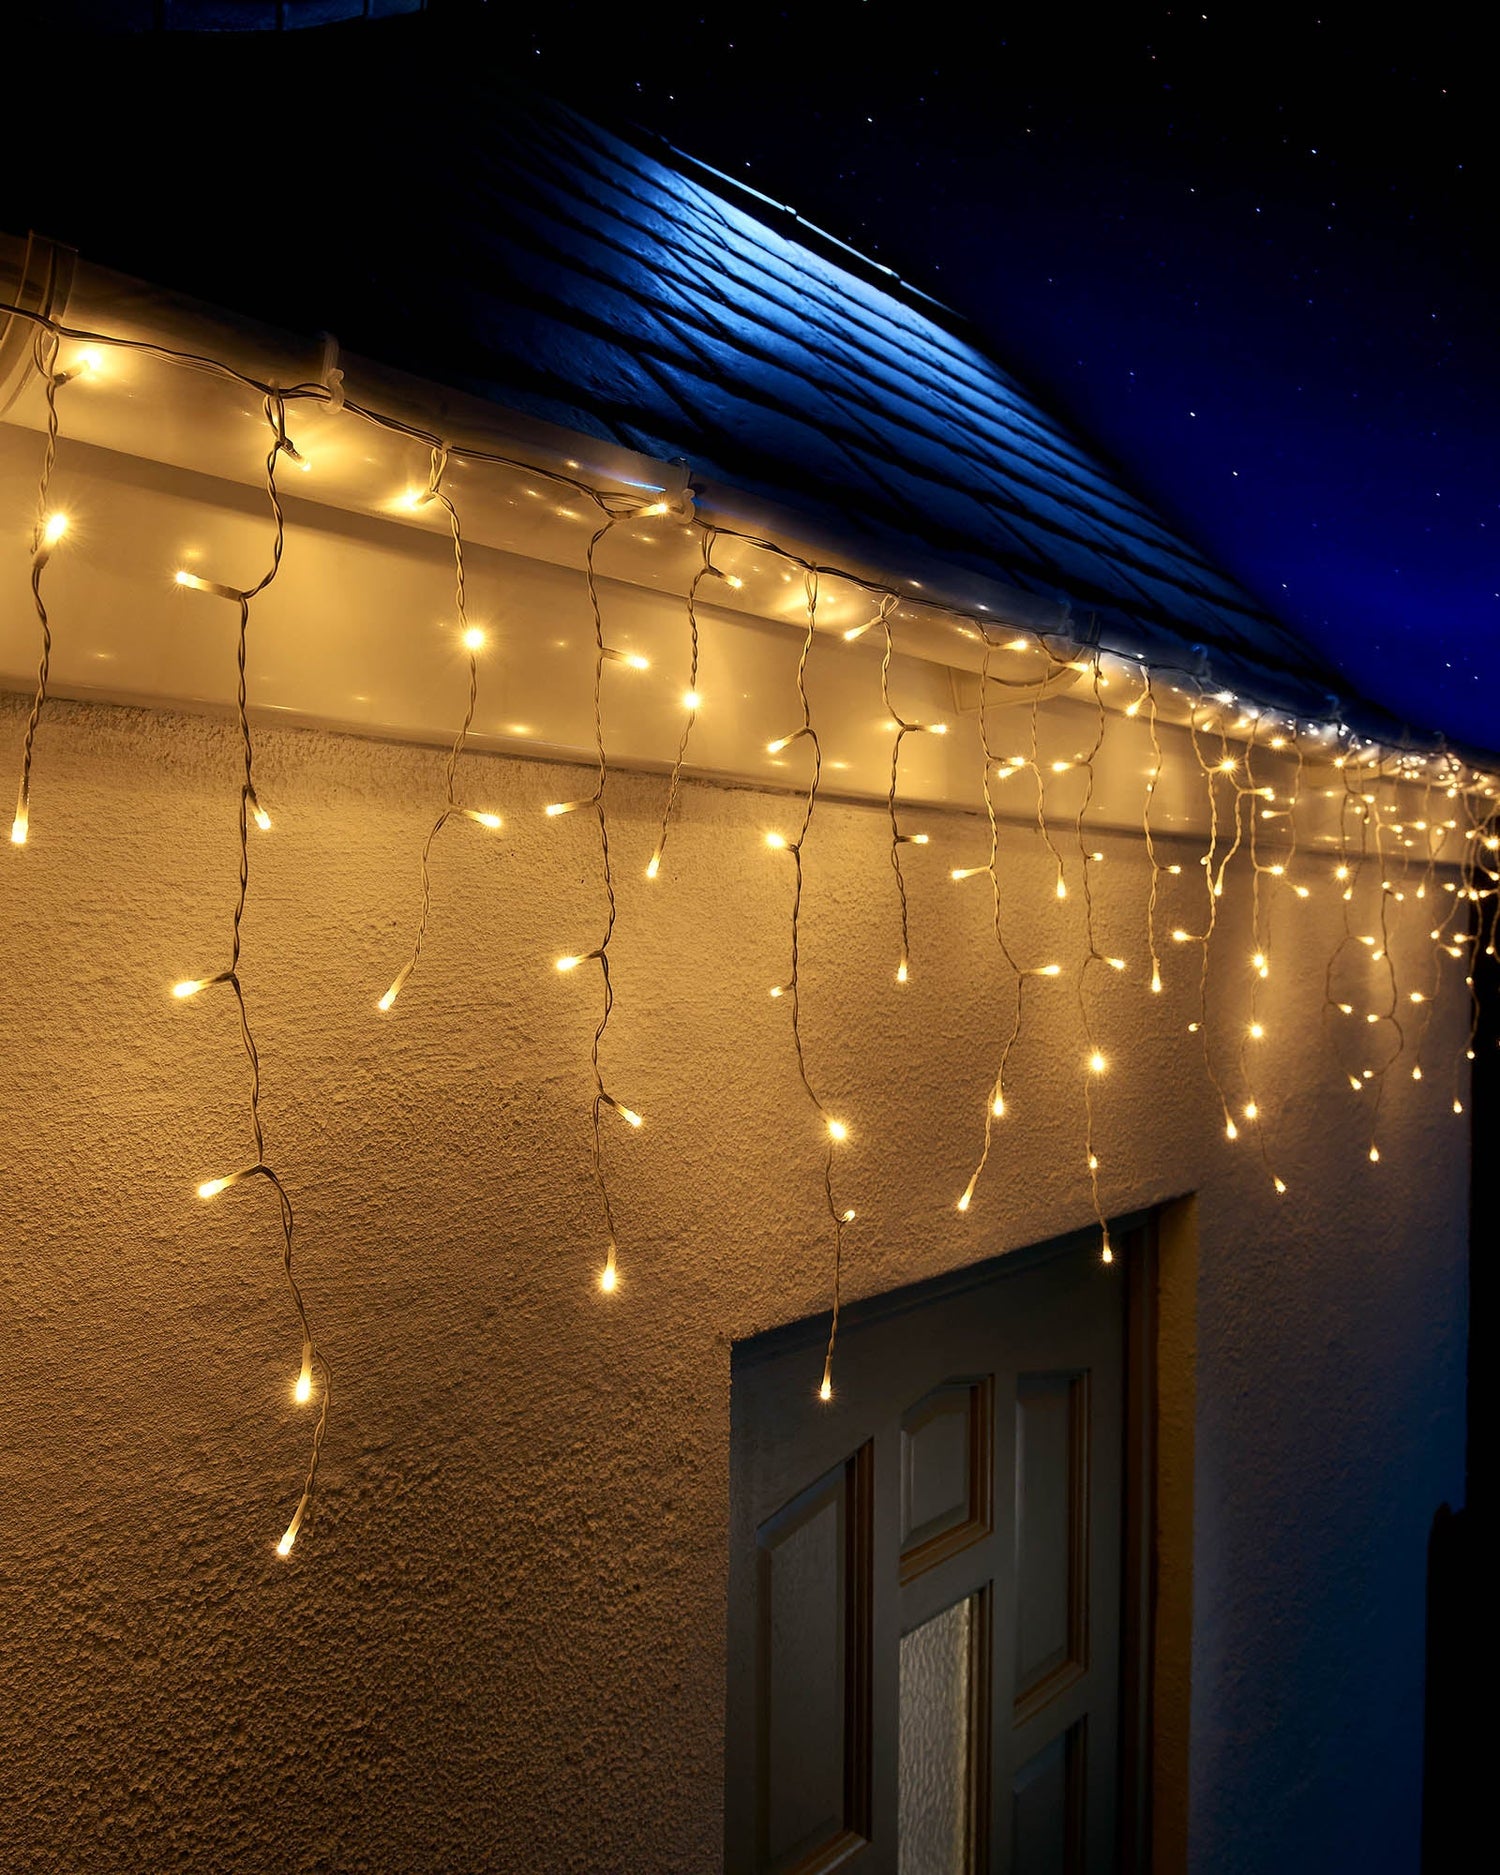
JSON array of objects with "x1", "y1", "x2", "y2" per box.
[
  {"x1": 1218, "y1": 757, "x2": 1237, "y2": 774},
  {"x1": 1244, "y1": 1102, "x2": 1259, "y2": 1121},
  {"x1": 173, "y1": 978, "x2": 207, "y2": 999},
  {"x1": 1225, "y1": 1119, "x2": 1239, "y2": 1141},
  {"x1": 77, "y1": 347, "x2": 103, "y2": 374},
  {"x1": 1368, "y1": 1145, "x2": 1381, "y2": 1163},
  {"x1": 1172, "y1": 929, "x2": 1191, "y2": 943},
  {"x1": 1088, "y1": 1051, "x2": 1107, "y2": 1075},
  {"x1": 766, "y1": 734, "x2": 795, "y2": 755},
  {"x1": 1051, "y1": 760, "x2": 1072, "y2": 774},
  {"x1": 1007, "y1": 636, "x2": 1030, "y2": 651},
  {"x1": 600, "y1": 1256, "x2": 618, "y2": 1294},
  {"x1": 555, "y1": 954, "x2": 587, "y2": 973},
  {"x1": 9, "y1": 806, "x2": 26, "y2": 846},
  {"x1": 950, "y1": 866, "x2": 984, "y2": 881},
  {"x1": 769, "y1": 984, "x2": 784, "y2": 998},
  {"x1": 1412, "y1": 1066, "x2": 1423, "y2": 1081},
  {"x1": 545, "y1": 800, "x2": 583, "y2": 817},
  {"x1": 682, "y1": 689, "x2": 702, "y2": 711},
  {"x1": 1151, "y1": 971, "x2": 1163, "y2": 994},
  {"x1": 1037, "y1": 964, "x2": 1063, "y2": 977},
  {"x1": 842, "y1": 619, "x2": 875, "y2": 641},
  {"x1": 294, "y1": 1357, "x2": 312, "y2": 1406},
  {"x1": 276, "y1": 1531, "x2": 295, "y2": 1559},
  {"x1": 1409, "y1": 991, "x2": 1425, "y2": 1004},
  {"x1": 1251, "y1": 952, "x2": 1268, "y2": 976},
  {"x1": 895, "y1": 959, "x2": 908, "y2": 984},
  {"x1": 1348, "y1": 1075, "x2": 1363, "y2": 1092},
  {"x1": 1338, "y1": 1003, "x2": 1353, "y2": 1015},
  {"x1": 723, "y1": 574, "x2": 744, "y2": 590},
  {"x1": 842, "y1": 1208, "x2": 857, "y2": 1223},
  {"x1": 624, "y1": 653, "x2": 649, "y2": 670},
  {"x1": 1056, "y1": 877, "x2": 1068, "y2": 900},
  {"x1": 1454, "y1": 1099, "x2": 1464, "y2": 1115},
  {"x1": 765, "y1": 831, "x2": 788, "y2": 850},
  {"x1": 637, "y1": 500, "x2": 670, "y2": 519},
  {"x1": 41, "y1": 512, "x2": 67, "y2": 548},
  {"x1": 1088, "y1": 1153, "x2": 1099, "y2": 1171},
  {"x1": 1248, "y1": 1022, "x2": 1264, "y2": 1040},
  {"x1": 461, "y1": 627, "x2": 485, "y2": 651},
  {"x1": 1274, "y1": 1177, "x2": 1287, "y2": 1194},
  {"x1": 252, "y1": 805, "x2": 272, "y2": 832},
  {"x1": 992, "y1": 1093, "x2": 1006, "y2": 1118},
  {"x1": 462, "y1": 810, "x2": 502, "y2": 829},
  {"x1": 617, "y1": 1106, "x2": 644, "y2": 1129},
  {"x1": 645, "y1": 853, "x2": 661, "y2": 880},
  {"x1": 1106, "y1": 956, "x2": 1126, "y2": 971},
  {"x1": 1101, "y1": 1235, "x2": 1113, "y2": 1265},
  {"x1": 927, "y1": 722, "x2": 950, "y2": 736},
  {"x1": 197, "y1": 1175, "x2": 235, "y2": 1200},
  {"x1": 827, "y1": 1119, "x2": 848, "y2": 1142},
  {"x1": 819, "y1": 1378, "x2": 833, "y2": 1402}
]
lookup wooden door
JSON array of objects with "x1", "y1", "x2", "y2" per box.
[{"x1": 727, "y1": 1227, "x2": 1131, "y2": 1874}]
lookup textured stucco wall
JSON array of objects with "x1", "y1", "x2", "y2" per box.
[{"x1": 0, "y1": 695, "x2": 1468, "y2": 1873}]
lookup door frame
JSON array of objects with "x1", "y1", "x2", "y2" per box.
[{"x1": 727, "y1": 1199, "x2": 1197, "y2": 1874}]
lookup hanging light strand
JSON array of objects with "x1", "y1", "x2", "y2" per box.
[
  {"x1": 1235, "y1": 733, "x2": 1288, "y2": 1193},
  {"x1": 550, "y1": 504, "x2": 656, "y2": 1291},
  {"x1": 766, "y1": 572, "x2": 855, "y2": 1400},
  {"x1": 1139, "y1": 668, "x2": 1167, "y2": 996},
  {"x1": 10, "y1": 329, "x2": 69, "y2": 849},
  {"x1": 377, "y1": 446, "x2": 502, "y2": 1013},
  {"x1": 878, "y1": 594, "x2": 945, "y2": 982},
  {"x1": 1073, "y1": 651, "x2": 1116, "y2": 1262},
  {"x1": 173, "y1": 395, "x2": 328, "y2": 1559},
  {"x1": 646, "y1": 525, "x2": 729, "y2": 881},
  {"x1": 1182, "y1": 698, "x2": 1242, "y2": 1141},
  {"x1": 954, "y1": 635, "x2": 1064, "y2": 1215}
]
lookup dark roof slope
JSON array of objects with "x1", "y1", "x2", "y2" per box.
[{"x1": 5, "y1": 22, "x2": 1365, "y2": 723}]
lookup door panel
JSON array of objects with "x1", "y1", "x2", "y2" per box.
[{"x1": 729, "y1": 1229, "x2": 1127, "y2": 1875}]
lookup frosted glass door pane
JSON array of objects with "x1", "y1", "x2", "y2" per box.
[{"x1": 899, "y1": 1595, "x2": 974, "y2": 1875}]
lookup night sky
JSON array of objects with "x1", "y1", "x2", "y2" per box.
[{"x1": 457, "y1": 3, "x2": 1495, "y2": 749}]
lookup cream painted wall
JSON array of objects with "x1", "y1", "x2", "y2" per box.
[{"x1": 0, "y1": 691, "x2": 1468, "y2": 1873}]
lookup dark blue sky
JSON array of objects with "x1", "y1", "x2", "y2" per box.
[{"x1": 495, "y1": 4, "x2": 1495, "y2": 748}]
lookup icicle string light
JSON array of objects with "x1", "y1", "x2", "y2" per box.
[
  {"x1": 954, "y1": 635, "x2": 1065, "y2": 1216},
  {"x1": 377, "y1": 445, "x2": 503, "y2": 1014},
  {"x1": 1072, "y1": 652, "x2": 1115, "y2": 1261},
  {"x1": 172, "y1": 395, "x2": 328, "y2": 1559},
  {"x1": 646, "y1": 526, "x2": 728, "y2": 881},
  {"x1": 548, "y1": 504, "x2": 658, "y2": 1290},
  {"x1": 3, "y1": 296, "x2": 1495, "y2": 1431},
  {"x1": 10, "y1": 329, "x2": 68, "y2": 849},
  {"x1": 877, "y1": 593, "x2": 946, "y2": 983},
  {"x1": 766, "y1": 571, "x2": 854, "y2": 1400}
]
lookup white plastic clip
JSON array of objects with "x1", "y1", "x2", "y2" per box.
[{"x1": 318, "y1": 332, "x2": 345, "y2": 414}]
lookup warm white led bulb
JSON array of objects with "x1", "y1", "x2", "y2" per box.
[
  {"x1": 765, "y1": 831, "x2": 788, "y2": 849},
  {"x1": 1055, "y1": 878, "x2": 1068, "y2": 900},
  {"x1": 682, "y1": 689, "x2": 702, "y2": 711},
  {"x1": 462, "y1": 627, "x2": 485, "y2": 651},
  {"x1": 9, "y1": 805, "x2": 27, "y2": 846},
  {"x1": 197, "y1": 1175, "x2": 235, "y2": 1200},
  {"x1": 827, "y1": 1118, "x2": 848, "y2": 1142},
  {"x1": 895, "y1": 959, "x2": 908, "y2": 984},
  {"x1": 173, "y1": 978, "x2": 208, "y2": 999},
  {"x1": 41, "y1": 512, "x2": 68, "y2": 548},
  {"x1": 1088, "y1": 1051, "x2": 1106, "y2": 1075},
  {"x1": 617, "y1": 1106, "x2": 644, "y2": 1129},
  {"x1": 645, "y1": 853, "x2": 661, "y2": 880},
  {"x1": 555, "y1": 955, "x2": 584, "y2": 973},
  {"x1": 545, "y1": 800, "x2": 583, "y2": 818},
  {"x1": 818, "y1": 1378, "x2": 833, "y2": 1402}
]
